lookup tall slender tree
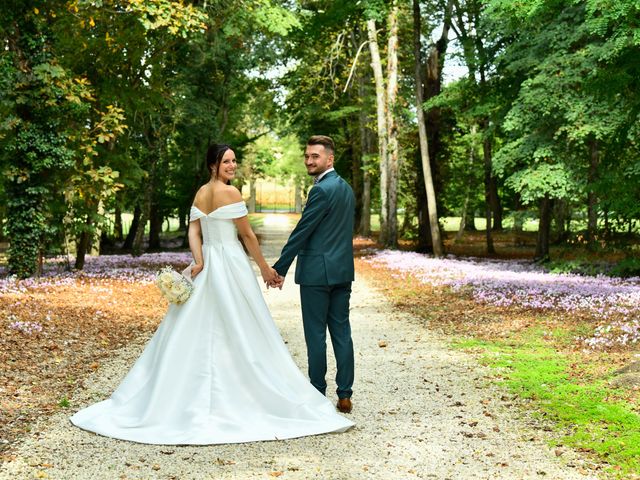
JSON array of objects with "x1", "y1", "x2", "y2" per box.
[{"x1": 413, "y1": 0, "x2": 444, "y2": 256}]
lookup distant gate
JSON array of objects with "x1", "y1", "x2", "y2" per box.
[{"x1": 243, "y1": 179, "x2": 301, "y2": 213}]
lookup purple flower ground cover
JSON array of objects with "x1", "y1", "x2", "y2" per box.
[
  {"x1": 0, "y1": 252, "x2": 193, "y2": 295},
  {"x1": 363, "y1": 250, "x2": 640, "y2": 349}
]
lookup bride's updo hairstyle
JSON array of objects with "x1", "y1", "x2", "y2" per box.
[{"x1": 206, "y1": 143, "x2": 232, "y2": 181}]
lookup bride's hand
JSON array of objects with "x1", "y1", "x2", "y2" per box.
[
  {"x1": 191, "y1": 263, "x2": 204, "y2": 278},
  {"x1": 261, "y1": 266, "x2": 277, "y2": 284}
]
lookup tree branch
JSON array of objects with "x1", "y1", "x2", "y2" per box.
[{"x1": 343, "y1": 39, "x2": 369, "y2": 93}]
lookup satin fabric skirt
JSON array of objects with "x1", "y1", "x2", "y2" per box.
[{"x1": 70, "y1": 240, "x2": 354, "y2": 444}]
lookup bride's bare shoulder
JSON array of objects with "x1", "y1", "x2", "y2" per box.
[
  {"x1": 192, "y1": 185, "x2": 211, "y2": 207},
  {"x1": 221, "y1": 185, "x2": 242, "y2": 202},
  {"x1": 193, "y1": 183, "x2": 242, "y2": 210},
  {"x1": 195, "y1": 184, "x2": 211, "y2": 195}
]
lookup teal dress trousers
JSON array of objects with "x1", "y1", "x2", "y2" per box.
[{"x1": 273, "y1": 170, "x2": 355, "y2": 399}]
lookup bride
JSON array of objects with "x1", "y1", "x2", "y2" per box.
[{"x1": 70, "y1": 144, "x2": 354, "y2": 444}]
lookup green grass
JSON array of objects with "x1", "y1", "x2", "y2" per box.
[
  {"x1": 253, "y1": 203, "x2": 297, "y2": 212},
  {"x1": 453, "y1": 333, "x2": 640, "y2": 478},
  {"x1": 367, "y1": 214, "x2": 541, "y2": 233}
]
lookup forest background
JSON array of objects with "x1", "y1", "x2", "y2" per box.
[
  {"x1": 2, "y1": 2, "x2": 640, "y2": 476},
  {"x1": 0, "y1": 0, "x2": 639, "y2": 277}
]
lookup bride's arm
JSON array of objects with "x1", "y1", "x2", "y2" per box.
[
  {"x1": 234, "y1": 216, "x2": 277, "y2": 284},
  {"x1": 188, "y1": 219, "x2": 204, "y2": 277}
]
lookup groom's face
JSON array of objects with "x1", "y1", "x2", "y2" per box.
[{"x1": 304, "y1": 144, "x2": 334, "y2": 177}]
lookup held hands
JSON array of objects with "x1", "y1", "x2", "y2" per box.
[
  {"x1": 260, "y1": 266, "x2": 278, "y2": 285},
  {"x1": 261, "y1": 266, "x2": 285, "y2": 290},
  {"x1": 268, "y1": 274, "x2": 285, "y2": 290}
]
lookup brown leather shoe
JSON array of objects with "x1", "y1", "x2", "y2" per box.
[{"x1": 336, "y1": 398, "x2": 352, "y2": 414}]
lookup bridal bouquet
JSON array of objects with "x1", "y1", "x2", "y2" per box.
[{"x1": 155, "y1": 265, "x2": 194, "y2": 305}]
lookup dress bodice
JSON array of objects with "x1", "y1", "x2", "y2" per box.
[{"x1": 189, "y1": 201, "x2": 248, "y2": 245}]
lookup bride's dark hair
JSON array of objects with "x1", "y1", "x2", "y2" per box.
[{"x1": 206, "y1": 143, "x2": 232, "y2": 180}]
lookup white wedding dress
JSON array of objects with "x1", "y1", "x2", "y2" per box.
[{"x1": 70, "y1": 201, "x2": 354, "y2": 444}]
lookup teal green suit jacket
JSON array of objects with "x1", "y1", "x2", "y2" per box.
[{"x1": 273, "y1": 171, "x2": 355, "y2": 285}]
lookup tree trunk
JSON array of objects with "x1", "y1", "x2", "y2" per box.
[
  {"x1": 181, "y1": 211, "x2": 190, "y2": 249},
  {"x1": 360, "y1": 172, "x2": 371, "y2": 236},
  {"x1": 358, "y1": 70, "x2": 373, "y2": 237},
  {"x1": 248, "y1": 178, "x2": 257, "y2": 213},
  {"x1": 535, "y1": 195, "x2": 552, "y2": 261},
  {"x1": 587, "y1": 139, "x2": 599, "y2": 249},
  {"x1": 148, "y1": 200, "x2": 162, "y2": 250},
  {"x1": 483, "y1": 135, "x2": 495, "y2": 254},
  {"x1": 37, "y1": 248, "x2": 43, "y2": 278},
  {"x1": 114, "y1": 204, "x2": 123, "y2": 241},
  {"x1": 132, "y1": 197, "x2": 149, "y2": 257},
  {"x1": 413, "y1": 0, "x2": 444, "y2": 256},
  {"x1": 178, "y1": 204, "x2": 188, "y2": 232},
  {"x1": 553, "y1": 199, "x2": 569, "y2": 243},
  {"x1": 74, "y1": 214, "x2": 92, "y2": 270},
  {"x1": 347, "y1": 118, "x2": 364, "y2": 232},
  {"x1": 415, "y1": 0, "x2": 453, "y2": 251},
  {"x1": 294, "y1": 181, "x2": 302, "y2": 214},
  {"x1": 123, "y1": 205, "x2": 141, "y2": 250},
  {"x1": 465, "y1": 208, "x2": 476, "y2": 231},
  {"x1": 513, "y1": 192, "x2": 524, "y2": 233},
  {"x1": 133, "y1": 128, "x2": 159, "y2": 256},
  {"x1": 455, "y1": 138, "x2": 475, "y2": 242},
  {"x1": 359, "y1": 116, "x2": 372, "y2": 237},
  {"x1": 89, "y1": 199, "x2": 104, "y2": 256},
  {"x1": 457, "y1": 124, "x2": 478, "y2": 241},
  {"x1": 385, "y1": 3, "x2": 400, "y2": 248},
  {"x1": 415, "y1": 160, "x2": 432, "y2": 250},
  {"x1": 399, "y1": 204, "x2": 411, "y2": 236},
  {"x1": 133, "y1": 156, "x2": 157, "y2": 256},
  {"x1": 367, "y1": 19, "x2": 388, "y2": 245},
  {"x1": 489, "y1": 175, "x2": 502, "y2": 230}
]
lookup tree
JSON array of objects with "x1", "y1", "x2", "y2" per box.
[
  {"x1": 366, "y1": 2, "x2": 402, "y2": 248},
  {"x1": 412, "y1": 0, "x2": 446, "y2": 256},
  {"x1": 487, "y1": 0, "x2": 640, "y2": 258},
  {"x1": 0, "y1": 3, "x2": 127, "y2": 276},
  {"x1": 283, "y1": 1, "x2": 377, "y2": 236}
]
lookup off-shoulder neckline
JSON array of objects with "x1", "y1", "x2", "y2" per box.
[{"x1": 191, "y1": 201, "x2": 245, "y2": 216}]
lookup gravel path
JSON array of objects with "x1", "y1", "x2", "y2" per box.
[{"x1": 0, "y1": 217, "x2": 600, "y2": 480}]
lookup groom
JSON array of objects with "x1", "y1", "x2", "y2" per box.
[{"x1": 271, "y1": 135, "x2": 356, "y2": 414}]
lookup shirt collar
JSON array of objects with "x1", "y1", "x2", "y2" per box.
[{"x1": 315, "y1": 167, "x2": 335, "y2": 183}]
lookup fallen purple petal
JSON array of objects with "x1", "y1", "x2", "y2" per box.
[{"x1": 363, "y1": 251, "x2": 640, "y2": 349}]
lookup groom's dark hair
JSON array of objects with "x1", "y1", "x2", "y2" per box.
[{"x1": 307, "y1": 135, "x2": 335, "y2": 155}]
